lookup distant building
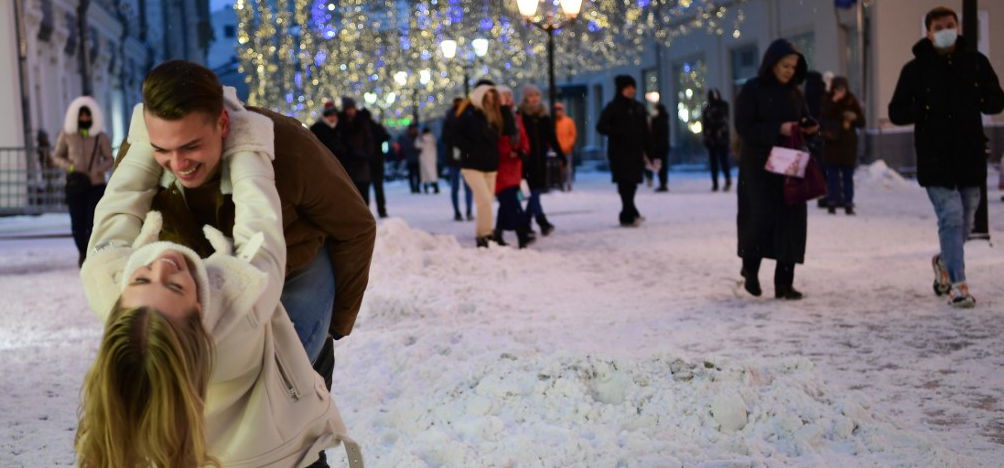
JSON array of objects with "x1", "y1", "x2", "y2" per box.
[{"x1": 208, "y1": 4, "x2": 248, "y2": 102}]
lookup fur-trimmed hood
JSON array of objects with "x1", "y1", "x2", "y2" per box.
[
  {"x1": 63, "y1": 96, "x2": 105, "y2": 135},
  {"x1": 469, "y1": 83, "x2": 495, "y2": 111}
]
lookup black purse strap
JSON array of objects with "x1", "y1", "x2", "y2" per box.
[{"x1": 81, "y1": 137, "x2": 99, "y2": 173}]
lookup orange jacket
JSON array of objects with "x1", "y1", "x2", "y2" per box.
[{"x1": 555, "y1": 115, "x2": 577, "y2": 154}]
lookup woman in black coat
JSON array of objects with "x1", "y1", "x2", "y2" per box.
[
  {"x1": 735, "y1": 39, "x2": 819, "y2": 300},
  {"x1": 650, "y1": 103, "x2": 671, "y2": 192},
  {"x1": 518, "y1": 84, "x2": 563, "y2": 235}
]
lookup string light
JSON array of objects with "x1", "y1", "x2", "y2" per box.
[{"x1": 235, "y1": 0, "x2": 748, "y2": 125}]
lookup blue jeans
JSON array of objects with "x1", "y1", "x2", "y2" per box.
[
  {"x1": 449, "y1": 165, "x2": 472, "y2": 217},
  {"x1": 280, "y1": 246, "x2": 335, "y2": 363},
  {"x1": 826, "y1": 164, "x2": 855, "y2": 206},
  {"x1": 525, "y1": 189, "x2": 546, "y2": 225},
  {"x1": 926, "y1": 186, "x2": 980, "y2": 283}
]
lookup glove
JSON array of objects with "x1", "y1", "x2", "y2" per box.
[{"x1": 132, "y1": 211, "x2": 163, "y2": 248}]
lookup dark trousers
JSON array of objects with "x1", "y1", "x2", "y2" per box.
[
  {"x1": 353, "y1": 180, "x2": 371, "y2": 206},
  {"x1": 496, "y1": 187, "x2": 527, "y2": 231},
  {"x1": 742, "y1": 256, "x2": 795, "y2": 287},
  {"x1": 524, "y1": 189, "x2": 548, "y2": 227},
  {"x1": 371, "y1": 160, "x2": 387, "y2": 216},
  {"x1": 67, "y1": 184, "x2": 105, "y2": 266},
  {"x1": 708, "y1": 145, "x2": 731, "y2": 188},
  {"x1": 407, "y1": 162, "x2": 421, "y2": 193},
  {"x1": 657, "y1": 152, "x2": 669, "y2": 188},
  {"x1": 617, "y1": 182, "x2": 640, "y2": 224},
  {"x1": 449, "y1": 165, "x2": 473, "y2": 217},
  {"x1": 825, "y1": 163, "x2": 855, "y2": 207}
]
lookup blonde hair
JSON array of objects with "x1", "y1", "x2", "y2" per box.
[
  {"x1": 481, "y1": 88, "x2": 504, "y2": 135},
  {"x1": 76, "y1": 301, "x2": 218, "y2": 467}
]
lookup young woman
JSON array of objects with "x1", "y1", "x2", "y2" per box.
[
  {"x1": 493, "y1": 85, "x2": 535, "y2": 248},
  {"x1": 454, "y1": 80, "x2": 505, "y2": 248},
  {"x1": 735, "y1": 38, "x2": 819, "y2": 300},
  {"x1": 415, "y1": 127, "x2": 440, "y2": 194},
  {"x1": 517, "y1": 84, "x2": 563, "y2": 236},
  {"x1": 76, "y1": 106, "x2": 360, "y2": 467}
]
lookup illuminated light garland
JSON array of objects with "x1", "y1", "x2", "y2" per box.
[{"x1": 235, "y1": 0, "x2": 748, "y2": 125}]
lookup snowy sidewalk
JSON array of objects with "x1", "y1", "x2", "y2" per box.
[{"x1": 2, "y1": 168, "x2": 1003, "y2": 466}]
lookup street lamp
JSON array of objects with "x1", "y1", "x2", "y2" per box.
[
  {"x1": 440, "y1": 37, "x2": 489, "y2": 97},
  {"x1": 517, "y1": 0, "x2": 582, "y2": 116}
]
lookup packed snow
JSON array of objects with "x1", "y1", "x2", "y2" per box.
[{"x1": 2, "y1": 164, "x2": 1003, "y2": 467}]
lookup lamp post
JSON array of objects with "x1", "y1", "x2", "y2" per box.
[
  {"x1": 440, "y1": 37, "x2": 489, "y2": 97},
  {"x1": 517, "y1": 0, "x2": 582, "y2": 116}
]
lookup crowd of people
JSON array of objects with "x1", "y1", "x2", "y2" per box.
[{"x1": 37, "y1": 4, "x2": 1001, "y2": 466}]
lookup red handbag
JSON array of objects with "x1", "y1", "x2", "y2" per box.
[{"x1": 780, "y1": 129, "x2": 827, "y2": 205}]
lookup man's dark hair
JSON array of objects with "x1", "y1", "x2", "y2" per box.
[
  {"x1": 142, "y1": 60, "x2": 224, "y2": 120},
  {"x1": 925, "y1": 6, "x2": 958, "y2": 30}
]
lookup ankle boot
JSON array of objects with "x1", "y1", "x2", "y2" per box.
[
  {"x1": 775, "y1": 285, "x2": 804, "y2": 300},
  {"x1": 516, "y1": 227, "x2": 537, "y2": 249},
  {"x1": 491, "y1": 229, "x2": 508, "y2": 247},
  {"x1": 537, "y1": 216, "x2": 555, "y2": 236},
  {"x1": 741, "y1": 269, "x2": 762, "y2": 297}
]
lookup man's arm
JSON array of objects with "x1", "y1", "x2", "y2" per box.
[
  {"x1": 977, "y1": 53, "x2": 1004, "y2": 115},
  {"x1": 888, "y1": 62, "x2": 918, "y2": 126},
  {"x1": 284, "y1": 122, "x2": 376, "y2": 338}
]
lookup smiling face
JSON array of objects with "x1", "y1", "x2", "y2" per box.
[
  {"x1": 145, "y1": 110, "x2": 229, "y2": 189},
  {"x1": 120, "y1": 249, "x2": 201, "y2": 321},
  {"x1": 772, "y1": 54, "x2": 799, "y2": 85}
]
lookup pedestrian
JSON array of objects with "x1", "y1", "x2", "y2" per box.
[
  {"x1": 78, "y1": 141, "x2": 361, "y2": 466},
  {"x1": 453, "y1": 80, "x2": 505, "y2": 248},
  {"x1": 415, "y1": 127, "x2": 440, "y2": 194},
  {"x1": 368, "y1": 111, "x2": 391, "y2": 218},
  {"x1": 309, "y1": 101, "x2": 347, "y2": 161},
  {"x1": 518, "y1": 84, "x2": 563, "y2": 236},
  {"x1": 51, "y1": 96, "x2": 114, "y2": 267},
  {"x1": 597, "y1": 75, "x2": 651, "y2": 227},
  {"x1": 804, "y1": 71, "x2": 829, "y2": 209},
  {"x1": 398, "y1": 124, "x2": 422, "y2": 193},
  {"x1": 338, "y1": 97, "x2": 374, "y2": 204},
  {"x1": 735, "y1": 38, "x2": 820, "y2": 300},
  {"x1": 888, "y1": 6, "x2": 1004, "y2": 308},
  {"x1": 92, "y1": 61, "x2": 376, "y2": 404},
  {"x1": 493, "y1": 85, "x2": 535, "y2": 248},
  {"x1": 554, "y1": 102, "x2": 578, "y2": 190},
  {"x1": 820, "y1": 76, "x2": 865, "y2": 215},
  {"x1": 442, "y1": 97, "x2": 474, "y2": 221},
  {"x1": 701, "y1": 89, "x2": 732, "y2": 192},
  {"x1": 651, "y1": 102, "x2": 671, "y2": 192}
]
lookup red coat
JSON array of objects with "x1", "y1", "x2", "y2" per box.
[{"x1": 496, "y1": 114, "x2": 530, "y2": 194}]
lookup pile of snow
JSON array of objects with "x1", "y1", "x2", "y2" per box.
[
  {"x1": 333, "y1": 219, "x2": 963, "y2": 467},
  {"x1": 855, "y1": 160, "x2": 910, "y2": 189}
]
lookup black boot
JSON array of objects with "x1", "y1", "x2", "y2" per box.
[
  {"x1": 723, "y1": 180, "x2": 731, "y2": 192},
  {"x1": 845, "y1": 204, "x2": 855, "y2": 215},
  {"x1": 454, "y1": 212, "x2": 463, "y2": 222},
  {"x1": 741, "y1": 269, "x2": 762, "y2": 297},
  {"x1": 492, "y1": 229, "x2": 509, "y2": 247},
  {"x1": 775, "y1": 285, "x2": 804, "y2": 300},
  {"x1": 433, "y1": 182, "x2": 440, "y2": 194},
  {"x1": 476, "y1": 236, "x2": 490, "y2": 248},
  {"x1": 536, "y1": 216, "x2": 555, "y2": 236},
  {"x1": 516, "y1": 227, "x2": 537, "y2": 249}
]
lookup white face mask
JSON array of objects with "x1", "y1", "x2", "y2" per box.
[{"x1": 932, "y1": 28, "x2": 958, "y2": 49}]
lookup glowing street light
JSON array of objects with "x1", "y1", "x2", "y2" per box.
[{"x1": 517, "y1": 0, "x2": 585, "y2": 115}]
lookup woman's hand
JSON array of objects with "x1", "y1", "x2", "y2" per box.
[{"x1": 780, "y1": 122, "x2": 798, "y2": 136}]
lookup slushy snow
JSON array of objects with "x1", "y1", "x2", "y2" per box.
[{"x1": 2, "y1": 166, "x2": 1003, "y2": 467}]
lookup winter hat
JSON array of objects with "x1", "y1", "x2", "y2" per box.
[
  {"x1": 322, "y1": 100, "x2": 338, "y2": 117},
  {"x1": 474, "y1": 78, "x2": 496, "y2": 87},
  {"x1": 121, "y1": 241, "x2": 212, "y2": 313},
  {"x1": 341, "y1": 96, "x2": 357, "y2": 110},
  {"x1": 614, "y1": 75, "x2": 637, "y2": 93}
]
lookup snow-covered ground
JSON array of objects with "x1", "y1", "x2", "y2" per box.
[{"x1": 2, "y1": 164, "x2": 1003, "y2": 467}]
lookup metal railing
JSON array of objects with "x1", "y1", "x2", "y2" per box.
[{"x1": 0, "y1": 147, "x2": 68, "y2": 216}]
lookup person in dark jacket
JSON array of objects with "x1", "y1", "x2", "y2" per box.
[
  {"x1": 368, "y1": 110, "x2": 390, "y2": 218},
  {"x1": 888, "y1": 6, "x2": 1004, "y2": 308},
  {"x1": 803, "y1": 71, "x2": 829, "y2": 209},
  {"x1": 442, "y1": 97, "x2": 474, "y2": 221},
  {"x1": 309, "y1": 101, "x2": 346, "y2": 160},
  {"x1": 454, "y1": 80, "x2": 505, "y2": 247},
  {"x1": 820, "y1": 76, "x2": 865, "y2": 215},
  {"x1": 701, "y1": 90, "x2": 731, "y2": 192},
  {"x1": 398, "y1": 124, "x2": 421, "y2": 193},
  {"x1": 518, "y1": 84, "x2": 563, "y2": 236},
  {"x1": 650, "y1": 103, "x2": 671, "y2": 192},
  {"x1": 597, "y1": 75, "x2": 651, "y2": 227},
  {"x1": 735, "y1": 38, "x2": 820, "y2": 300},
  {"x1": 337, "y1": 97, "x2": 374, "y2": 204}
]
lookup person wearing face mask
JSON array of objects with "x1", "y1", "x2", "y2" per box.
[
  {"x1": 51, "y1": 97, "x2": 114, "y2": 267},
  {"x1": 889, "y1": 6, "x2": 1004, "y2": 309},
  {"x1": 734, "y1": 39, "x2": 819, "y2": 301}
]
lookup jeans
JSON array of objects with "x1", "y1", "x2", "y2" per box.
[
  {"x1": 280, "y1": 246, "x2": 335, "y2": 363},
  {"x1": 449, "y1": 165, "x2": 473, "y2": 217},
  {"x1": 926, "y1": 186, "x2": 980, "y2": 283},
  {"x1": 826, "y1": 164, "x2": 855, "y2": 207},
  {"x1": 708, "y1": 145, "x2": 731, "y2": 188},
  {"x1": 524, "y1": 189, "x2": 547, "y2": 226},
  {"x1": 68, "y1": 183, "x2": 106, "y2": 266},
  {"x1": 617, "y1": 182, "x2": 640, "y2": 224}
]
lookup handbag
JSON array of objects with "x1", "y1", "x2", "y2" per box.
[
  {"x1": 775, "y1": 128, "x2": 826, "y2": 205},
  {"x1": 65, "y1": 138, "x2": 100, "y2": 197}
]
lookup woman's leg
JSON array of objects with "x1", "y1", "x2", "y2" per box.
[
  {"x1": 741, "y1": 255, "x2": 762, "y2": 296},
  {"x1": 774, "y1": 262, "x2": 801, "y2": 299},
  {"x1": 462, "y1": 169, "x2": 495, "y2": 239},
  {"x1": 708, "y1": 148, "x2": 720, "y2": 190},
  {"x1": 718, "y1": 146, "x2": 732, "y2": 186},
  {"x1": 825, "y1": 162, "x2": 841, "y2": 208}
]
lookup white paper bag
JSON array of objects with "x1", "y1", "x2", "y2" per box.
[{"x1": 765, "y1": 146, "x2": 810, "y2": 178}]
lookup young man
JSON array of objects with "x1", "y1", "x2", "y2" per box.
[
  {"x1": 888, "y1": 6, "x2": 1004, "y2": 308},
  {"x1": 554, "y1": 102, "x2": 577, "y2": 190},
  {"x1": 597, "y1": 75, "x2": 652, "y2": 227},
  {"x1": 90, "y1": 61, "x2": 376, "y2": 374}
]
